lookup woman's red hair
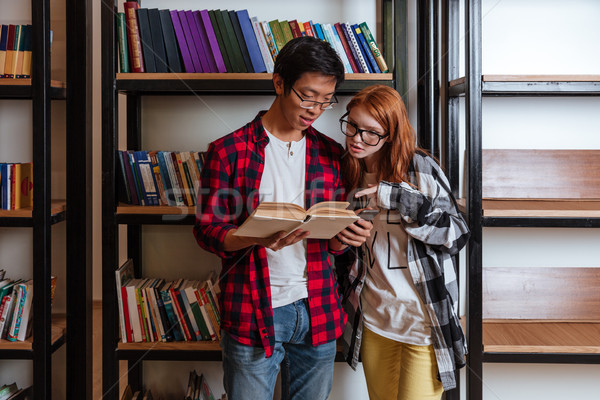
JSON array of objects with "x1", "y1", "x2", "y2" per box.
[{"x1": 342, "y1": 85, "x2": 418, "y2": 191}]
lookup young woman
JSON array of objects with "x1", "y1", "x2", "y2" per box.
[{"x1": 334, "y1": 85, "x2": 470, "y2": 399}]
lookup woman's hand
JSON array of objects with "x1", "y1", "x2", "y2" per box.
[
  {"x1": 355, "y1": 184, "x2": 378, "y2": 207},
  {"x1": 334, "y1": 218, "x2": 373, "y2": 248}
]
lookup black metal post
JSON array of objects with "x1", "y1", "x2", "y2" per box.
[
  {"x1": 102, "y1": 0, "x2": 120, "y2": 399},
  {"x1": 417, "y1": 0, "x2": 438, "y2": 157},
  {"x1": 390, "y1": 0, "x2": 408, "y2": 103},
  {"x1": 465, "y1": 1, "x2": 483, "y2": 400},
  {"x1": 31, "y1": 0, "x2": 52, "y2": 398},
  {"x1": 66, "y1": 0, "x2": 93, "y2": 398}
]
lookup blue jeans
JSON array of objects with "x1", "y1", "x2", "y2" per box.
[{"x1": 221, "y1": 299, "x2": 337, "y2": 400}]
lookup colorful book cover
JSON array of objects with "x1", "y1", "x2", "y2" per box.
[
  {"x1": 237, "y1": 10, "x2": 266, "y2": 73},
  {"x1": 123, "y1": 2, "x2": 145, "y2": 72},
  {"x1": 117, "y1": 13, "x2": 131, "y2": 73},
  {"x1": 178, "y1": 10, "x2": 202, "y2": 72},
  {"x1": 279, "y1": 20, "x2": 294, "y2": 44},
  {"x1": 4, "y1": 25, "x2": 16, "y2": 78},
  {"x1": 288, "y1": 20, "x2": 303, "y2": 38},
  {"x1": 359, "y1": 22, "x2": 389, "y2": 73},
  {"x1": 268, "y1": 19, "x2": 285, "y2": 53},
  {"x1": 260, "y1": 21, "x2": 278, "y2": 60},
  {"x1": 185, "y1": 10, "x2": 209, "y2": 73},
  {"x1": 193, "y1": 11, "x2": 217, "y2": 73},
  {"x1": 250, "y1": 16, "x2": 273, "y2": 73},
  {"x1": 303, "y1": 21, "x2": 315, "y2": 37},
  {"x1": 334, "y1": 22, "x2": 359, "y2": 73},
  {"x1": 18, "y1": 162, "x2": 33, "y2": 208},
  {"x1": 352, "y1": 24, "x2": 380, "y2": 73},
  {"x1": 199, "y1": 9, "x2": 227, "y2": 73},
  {"x1": 170, "y1": 10, "x2": 194, "y2": 73},
  {"x1": 342, "y1": 22, "x2": 367, "y2": 73}
]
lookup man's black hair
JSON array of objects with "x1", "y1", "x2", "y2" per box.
[{"x1": 273, "y1": 36, "x2": 345, "y2": 94}]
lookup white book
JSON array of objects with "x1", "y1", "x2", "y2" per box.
[
  {"x1": 344, "y1": 22, "x2": 369, "y2": 73},
  {"x1": 251, "y1": 16, "x2": 274, "y2": 73},
  {"x1": 17, "y1": 281, "x2": 33, "y2": 341},
  {"x1": 125, "y1": 279, "x2": 143, "y2": 342},
  {"x1": 324, "y1": 23, "x2": 352, "y2": 74}
]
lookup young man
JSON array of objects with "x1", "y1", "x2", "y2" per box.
[{"x1": 193, "y1": 37, "x2": 370, "y2": 399}]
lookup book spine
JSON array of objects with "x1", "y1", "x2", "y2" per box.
[
  {"x1": 208, "y1": 10, "x2": 232, "y2": 73},
  {"x1": 303, "y1": 21, "x2": 315, "y2": 38},
  {"x1": 343, "y1": 22, "x2": 367, "y2": 73},
  {"x1": 9, "y1": 25, "x2": 21, "y2": 79},
  {"x1": 164, "y1": 152, "x2": 185, "y2": 206},
  {"x1": 324, "y1": 24, "x2": 351, "y2": 73},
  {"x1": 200, "y1": 287, "x2": 220, "y2": 340},
  {"x1": 121, "y1": 151, "x2": 140, "y2": 205},
  {"x1": 123, "y1": 2, "x2": 145, "y2": 72},
  {"x1": 353, "y1": 24, "x2": 380, "y2": 73},
  {"x1": 135, "y1": 285, "x2": 150, "y2": 342},
  {"x1": 359, "y1": 22, "x2": 389, "y2": 73},
  {"x1": 160, "y1": 289, "x2": 184, "y2": 341},
  {"x1": 170, "y1": 10, "x2": 194, "y2": 73},
  {"x1": 186, "y1": 10, "x2": 210, "y2": 73},
  {"x1": 16, "y1": 283, "x2": 33, "y2": 341},
  {"x1": 279, "y1": 21, "x2": 294, "y2": 44},
  {"x1": 15, "y1": 25, "x2": 26, "y2": 78},
  {"x1": 313, "y1": 23, "x2": 325, "y2": 41},
  {"x1": 136, "y1": 8, "x2": 156, "y2": 73},
  {"x1": 148, "y1": 151, "x2": 167, "y2": 206},
  {"x1": 154, "y1": 287, "x2": 173, "y2": 341},
  {"x1": 147, "y1": 8, "x2": 168, "y2": 73},
  {"x1": 200, "y1": 10, "x2": 227, "y2": 73},
  {"x1": 178, "y1": 10, "x2": 202, "y2": 72},
  {"x1": 6, "y1": 284, "x2": 24, "y2": 341},
  {"x1": 170, "y1": 287, "x2": 192, "y2": 341},
  {"x1": 219, "y1": 10, "x2": 246, "y2": 73},
  {"x1": 179, "y1": 286, "x2": 202, "y2": 341},
  {"x1": 185, "y1": 287, "x2": 210, "y2": 340},
  {"x1": 121, "y1": 286, "x2": 133, "y2": 342},
  {"x1": 158, "y1": 10, "x2": 182, "y2": 73},
  {"x1": 195, "y1": 290, "x2": 216, "y2": 341},
  {"x1": 288, "y1": 20, "x2": 303, "y2": 38},
  {"x1": 334, "y1": 23, "x2": 359, "y2": 73},
  {"x1": 194, "y1": 11, "x2": 217, "y2": 73},
  {"x1": 173, "y1": 152, "x2": 191, "y2": 206},
  {"x1": 126, "y1": 284, "x2": 143, "y2": 342},
  {"x1": 21, "y1": 25, "x2": 32, "y2": 78},
  {"x1": 0, "y1": 25, "x2": 8, "y2": 78},
  {"x1": 229, "y1": 10, "x2": 253, "y2": 73},
  {"x1": 260, "y1": 21, "x2": 278, "y2": 60},
  {"x1": 268, "y1": 20, "x2": 285, "y2": 53},
  {"x1": 156, "y1": 151, "x2": 175, "y2": 206},
  {"x1": 117, "y1": 13, "x2": 131, "y2": 73},
  {"x1": 3, "y1": 25, "x2": 15, "y2": 78},
  {"x1": 250, "y1": 16, "x2": 273, "y2": 73}
]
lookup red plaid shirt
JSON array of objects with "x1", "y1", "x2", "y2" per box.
[{"x1": 194, "y1": 112, "x2": 347, "y2": 357}]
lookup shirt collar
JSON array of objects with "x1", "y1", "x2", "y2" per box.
[{"x1": 251, "y1": 111, "x2": 317, "y2": 145}]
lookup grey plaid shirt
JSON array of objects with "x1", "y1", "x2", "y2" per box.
[{"x1": 336, "y1": 151, "x2": 469, "y2": 390}]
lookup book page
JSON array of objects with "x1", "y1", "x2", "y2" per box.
[
  {"x1": 299, "y1": 213, "x2": 358, "y2": 239},
  {"x1": 233, "y1": 214, "x2": 304, "y2": 238}
]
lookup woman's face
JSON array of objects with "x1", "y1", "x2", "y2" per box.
[{"x1": 344, "y1": 104, "x2": 388, "y2": 164}]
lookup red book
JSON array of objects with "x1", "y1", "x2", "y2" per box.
[
  {"x1": 303, "y1": 22, "x2": 314, "y2": 37},
  {"x1": 288, "y1": 20, "x2": 303, "y2": 38},
  {"x1": 121, "y1": 286, "x2": 133, "y2": 342},
  {"x1": 334, "y1": 23, "x2": 359, "y2": 73},
  {"x1": 123, "y1": 2, "x2": 145, "y2": 72},
  {"x1": 169, "y1": 286, "x2": 192, "y2": 341}
]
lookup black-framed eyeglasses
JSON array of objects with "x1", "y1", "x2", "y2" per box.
[
  {"x1": 339, "y1": 113, "x2": 389, "y2": 146},
  {"x1": 291, "y1": 87, "x2": 338, "y2": 110}
]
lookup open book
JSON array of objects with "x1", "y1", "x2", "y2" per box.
[{"x1": 233, "y1": 201, "x2": 359, "y2": 239}]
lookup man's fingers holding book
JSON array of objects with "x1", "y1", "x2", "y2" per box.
[{"x1": 262, "y1": 229, "x2": 309, "y2": 251}]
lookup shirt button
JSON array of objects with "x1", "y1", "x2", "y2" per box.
[{"x1": 290, "y1": 151, "x2": 294, "y2": 156}]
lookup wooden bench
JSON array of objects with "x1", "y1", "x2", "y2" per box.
[
  {"x1": 482, "y1": 149, "x2": 600, "y2": 218},
  {"x1": 483, "y1": 267, "x2": 600, "y2": 354}
]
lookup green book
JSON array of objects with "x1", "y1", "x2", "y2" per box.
[
  {"x1": 268, "y1": 20, "x2": 286, "y2": 54},
  {"x1": 359, "y1": 22, "x2": 388, "y2": 73},
  {"x1": 219, "y1": 9, "x2": 246, "y2": 73},
  {"x1": 209, "y1": 10, "x2": 233, "y2": 73},
  {"x1": 117, "y1": 12, "x2": 130, "y2": 73},
  {"x1": 279, "y1": 21, "x2": 294, "y2": 45}
]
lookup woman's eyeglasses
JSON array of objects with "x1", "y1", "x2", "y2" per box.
[{"x1": 339, "y1": 113, "x2": 389, "y2": 146}]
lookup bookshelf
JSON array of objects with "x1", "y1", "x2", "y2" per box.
[
  {"x1": 102, "y1": 1, "x2": 408, "y2": 398},
  {"x1": 0, "y1": 0, "x2": 92, "y2": 398},
  {"x1": 440, "y1": 1, "x2": 600, "y2": 399}
]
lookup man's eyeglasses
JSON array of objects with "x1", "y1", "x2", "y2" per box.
[
  {"x1": 339, "y1": 113, "x2": 389, "y2": 146},
  {"x1": 291, "y1": 87, "x2": 338, "y2": 110}
]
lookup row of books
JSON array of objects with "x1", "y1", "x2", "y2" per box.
[
  {"x1": 0, "y1": 382, "x2": 32, "y2": 400},
  {"x1": 0, "y1": 270, "x2": 56, "y2": 343},
  {"x1": 115, "y1": 260, "x2": 221, "y2": 344},
  {"x1": 117, "y1": 150, "x2": 205, "y2": 207},
  {"x1": 121, "y1": 385, "x2": 153, "y2": 400},
  {"x1": 185, "y1": 370, "x2": 220, "y2": 400},
  {"x1": 0, "y1": 163, "x2": 33, "y2": 210},
  {"x1": 0, "y1": 25, "x2": 33, "y2": 79},
  {"x1": 118, "y1": 3, "x2": 387, "y2": 74}
]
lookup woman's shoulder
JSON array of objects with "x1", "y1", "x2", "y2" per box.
[{"x1": 412, "y1": 150, "x2": 442, "y2": 174}]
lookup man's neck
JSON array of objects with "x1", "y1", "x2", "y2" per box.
[{"x1": 262, "y1": 104, "x2": 305, "y2": 142}]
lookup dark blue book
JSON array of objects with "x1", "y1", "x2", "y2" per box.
[
  {"x1": 136, "y1": 8, "x2": 157, "y2": 73},
  {"x1": 352, "y1": 24, "x2": 380, "y2": 73},
  {"x1": 235, "y1": 9, "x2": 266, "y2": 73},
  {"x1": 147, "y1": 9, "x2": 168, "y2": 73},
  {"x1": 160, "y1": 287, "x2": 184, "y2": 342},
  {"x1": 159, "y1": 9, "x2": 183, "y2": 73}
]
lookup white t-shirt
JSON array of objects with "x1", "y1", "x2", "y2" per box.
[
  {"x1": 259, "y1": 130, "x2": 308, "y2": 308},
  {"x1": 360, "y1": 172, "x2": 432, "y2": 345}
]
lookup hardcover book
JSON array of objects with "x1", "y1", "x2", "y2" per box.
[
  {"x1": 136, "y1": 8, "x2": 156, "y2": 72},
  {"x1": 359, "y1": 22, "x2": 389, "y2": 73},
  {"x1": 170, "y1": 10, "x2": 194, "y2": 72},
  {"x1": 199, "y1": 9, "x2": 227, "y2": 73},
  {"x1": 123, "y1": 2, "x2": 145, "y2": 72},
  {"x1": 147, "y1": 9, "x2": 168, "y2": 73},
  {"x1": 233, "y1": 201, "x2": 358, "y2": 239},
  {"x1": 158, "y1": 9, "x2": 183, "y2": 73}
]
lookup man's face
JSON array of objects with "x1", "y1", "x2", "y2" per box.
[{"x1": 273, "y1": 72, "x2": 337, "y2": 134}]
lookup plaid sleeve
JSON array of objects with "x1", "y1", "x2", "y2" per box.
[
  {"x1": 377, "y1": 156, "x2": 470, "y2": 255},
  {"x1": 193, "y1": 141, "x2": 239, "y2": 259}
]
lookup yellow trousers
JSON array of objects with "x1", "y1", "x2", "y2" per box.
[{"x1": 361, "y1": 327, "x2": 443, "y2": 400}]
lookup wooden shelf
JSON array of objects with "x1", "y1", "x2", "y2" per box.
[
  {"x1": 118, "y1": 340, "x2": 220, "y2": 352},
  {"x1": 116, "y1": 203, "x2": 195, "y2": 225},
  {"x1": 449, "y1": 74, "x2": 600, "y2": 96},
  {"x1": 483, "y1": 320, "x2": 600, "y2": 354},
  {"x1": 0, "y1": 79, "x2": 67, "y2": 99},
  {"x1": 115, "y1": 72, "x2": 394, "y2": 95},
  {"x1": 0, "y1": 200, "x2": 67, "y2": 226},
  {"x1": 0, "y1": 315, "x2": 66, "y2": 352},
  {"x1": 482, "y1": 199, "x2": 600, "y2": 218}
]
